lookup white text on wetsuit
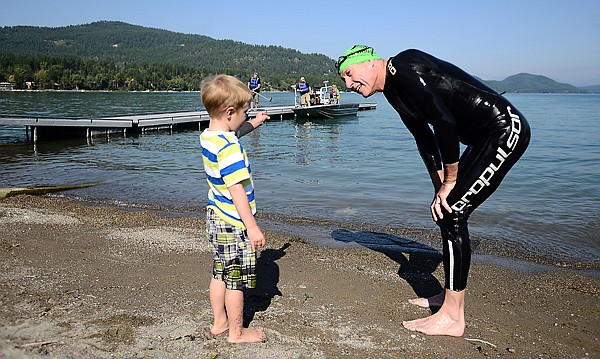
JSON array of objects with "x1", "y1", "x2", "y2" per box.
[
  {"x1": 451, "y1": 107, "x2": 522, "y2": 212},
  {"x1": 387, "y1": 61, "x2": 396, "y2": 75}
]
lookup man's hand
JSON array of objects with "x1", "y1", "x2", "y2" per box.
[{"x1": 431, "y1": 181, "x2": 455, "y2": 221}]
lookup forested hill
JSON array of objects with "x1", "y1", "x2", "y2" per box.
[
  {"x1": 0, "y1": 21, "x2": 591, "y2": 93},
  {"x1": 0, "y1": 21, "x2": 334, "y2": 75},
  {"x1": 0, "y1": 21, "x2": 337, "y2": 90},
  {"x1": 481, "y1": 73, "x2": 587, "y2": 94}
]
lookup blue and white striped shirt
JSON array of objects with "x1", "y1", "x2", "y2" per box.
[{"x1": 200, "y1": 130, "x2": 255, "y2": 229}]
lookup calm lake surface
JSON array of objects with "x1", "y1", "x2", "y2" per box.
[{"x1": 1, "y1": 91, "x2": 598, "y2": 267}]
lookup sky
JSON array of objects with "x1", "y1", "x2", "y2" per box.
[{"x1": 2, "y1": 0, "x2": 599, "y2": 86}]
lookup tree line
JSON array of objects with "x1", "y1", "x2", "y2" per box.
[{"x1": 0, "y1": 52, "x2": 343, "y2": 92}]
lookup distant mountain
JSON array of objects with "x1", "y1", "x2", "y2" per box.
[
  {"x1": 0, "y1": 21, "x2": 334, "y2": 76},
  {"x1": 481, "y1": 73, "x2": 587, "y2": 94},
  {"x1": 0, "y1": 21, "x2": 338, "y2": 90},
  {"x1": 579, "y1": 84, "x2": 600, "y2": 93}
]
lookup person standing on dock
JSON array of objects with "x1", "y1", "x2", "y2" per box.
[
  {"x1": 247, "y1": 72, "x2": 261, "y2": 109},
  {"x1": 296, "y1": 76, "x2": 312, "y2": 107},
  {"x1": 200, "y1": 74, "x2": 270, "y2": 343},
  {"x1": 336, "y1": 45, "x2": 530, "y2": 337}
]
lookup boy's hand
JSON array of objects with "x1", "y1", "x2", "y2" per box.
[
  {"x1": 254, "y1": 112, "x2": 269, "y2": 127},
  {"x1": 247, "y1": 226, "x2": 266, "y2": 251}
]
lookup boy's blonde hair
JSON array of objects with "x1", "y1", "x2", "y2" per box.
[{"x1": 201, "y1": 75, "x2": 252, "y2": 117}]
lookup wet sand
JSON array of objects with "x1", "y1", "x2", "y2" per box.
[{"x1": 1, "y1": 195, "x2": 598, "y2": 358}]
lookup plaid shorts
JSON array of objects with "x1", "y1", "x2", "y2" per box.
[{"x1": 205, "y1": 208, "x2": 257, "y2": 290}]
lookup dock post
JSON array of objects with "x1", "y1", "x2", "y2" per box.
[
  {"x1": 25, "y1": 125, "x2": 29, "y2": 141},
  {"x1": 33, "y1": 126, "x2": 37, "y2": 143},
  {"x1": 86, "y1": 128, "x2": 90, "y2": 139}
]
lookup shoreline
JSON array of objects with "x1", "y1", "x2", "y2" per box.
[
  {"x1": 56, "y1": 193, "x2": 600, "y2": 273},
  {"x1": 1, "y1": 194, "x2": 599, "y2": 358}
]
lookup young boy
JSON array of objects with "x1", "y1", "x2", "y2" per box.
[{"x1": 199, "y1": 74, "x2": 269, "y2": 343}]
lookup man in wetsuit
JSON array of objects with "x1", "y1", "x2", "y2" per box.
[{"x1": 336, "y1": 45, "x2": 530, "y2": 337}]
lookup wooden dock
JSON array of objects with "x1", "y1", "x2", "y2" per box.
[{"x1": 0, "y1": 103, "x2": 376, "y2": 142}]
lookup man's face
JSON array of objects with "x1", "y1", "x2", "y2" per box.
[{"x1": 340, "y1": 61, "x2": 377, "y2": 98}]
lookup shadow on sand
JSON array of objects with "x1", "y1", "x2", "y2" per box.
[
  {"x1": 331, "y1": 229, "x2": 443, "y2": 309},
  {"x1": 243, "y1": 242, "x2": 290, "y2": 326}
]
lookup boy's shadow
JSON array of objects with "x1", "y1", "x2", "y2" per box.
[
  {"x1": 331, "y1": 229, "x2": 443, "y2": 311},
  {"x1": 243, "y1": 243, "x2": 289, "y2": 326}
]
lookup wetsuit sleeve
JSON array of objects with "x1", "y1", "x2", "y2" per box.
[
  {"x1": 428, "y1": 96, "x2": 460, "y2": 166},
  {"x1": 392, "y1": 57, "x2": 460, "y2": 167},
  {"x1": 400, "y1": 115, "x2": 442, "y2": 174}
]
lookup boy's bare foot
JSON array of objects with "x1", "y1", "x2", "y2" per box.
[
  {"x1": 210, "y1": 320, "x2": 229, "y2": 336},
  {"x1": 402, "y1": 311, "x2": 465, "y2": 337},
  {"x1": 408, "y1": 291, "x2": 445, "y2": 308},
  {"x1": 228, "y1": 327, "x2": 266, "y2": 343}
]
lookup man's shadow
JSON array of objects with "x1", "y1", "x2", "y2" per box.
[
  {"x1": 243, "y1": 243, "x2": 289, "y2": 326},
  {"x1": 331, "y1": 229, "x2": 443, "y2": 311}
]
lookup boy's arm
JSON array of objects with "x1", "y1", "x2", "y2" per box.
[
  {"x1": 229, "y1": 183, "x2": 265, "y2": 251},
  {"x1": 236, "y1": 112, "x2": 269, "y2": 137}
]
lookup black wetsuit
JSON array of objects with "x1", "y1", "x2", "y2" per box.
[{"x1": 383, "y1": 49, "x2": 530, "y2": 291}]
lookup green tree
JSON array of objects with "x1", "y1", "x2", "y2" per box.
[
  {"x1": 9, "y1": 66, "x2": 29, "y2": 89},
  {"x1": 34, "y1": 68, "x2": 49, "y2": 89}
]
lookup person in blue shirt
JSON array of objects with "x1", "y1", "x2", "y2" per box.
[
  {"x1": 296, "y1": 77, "x2": 312, "y2": 107},
  {"x1": 247, "y1": 72, "x2": 261, "y2": 109}
]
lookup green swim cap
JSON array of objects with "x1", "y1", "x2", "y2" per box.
[{"x1": 336, "y1": 45, "x2": 381, "y2": 75}]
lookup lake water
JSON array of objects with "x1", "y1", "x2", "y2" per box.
[{"x1": 0, "y1": 91, "x2": 599, "y2": 268}]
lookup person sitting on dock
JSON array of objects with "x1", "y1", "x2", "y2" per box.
[
  {"x1": 199, "y1": 74, "x2": 270, "y2": 343},
  {"x1": 247, "y1": 72, "x2": 261, "y2": 109},
  {"x1": 296, "y1": 77, "x2": 312, "y2": 107}
]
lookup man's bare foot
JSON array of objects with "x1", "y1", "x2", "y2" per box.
[
  {"x1": 228, "y1": 327, "x2": 266, "y2": 343},
  {"x1": 408, "y1": 291, "x2": 445, "y2": 308},
  {"x1": 402, "y1": 311, "x2": 465, "y2": 337},
  {"x1": 210, "y1": 320, "x2": 229, "y2": 336}
]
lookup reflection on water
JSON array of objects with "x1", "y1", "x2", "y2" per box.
[{"x1": 0, "y1": 91, "x2": 203, "y2": 118}]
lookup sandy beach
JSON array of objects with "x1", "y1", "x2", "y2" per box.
[{"x1": 1, "y1": 194, "x2": 598, "y2": 358}]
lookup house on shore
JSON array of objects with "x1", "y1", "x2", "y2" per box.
[{"x1": 0, "y1": 82, "x2": 13, "y2": 91}]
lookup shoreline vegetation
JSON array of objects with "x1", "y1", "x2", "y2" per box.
[
  {"x1": 1, "y1": 194, "x2": 599, "y2": 358},
  {"x1": 2, "y1": 88, "x2": 599, "y2": 94},
  {"x1": 0, "y1": 88, "x2": 296, "y2": 93}
]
